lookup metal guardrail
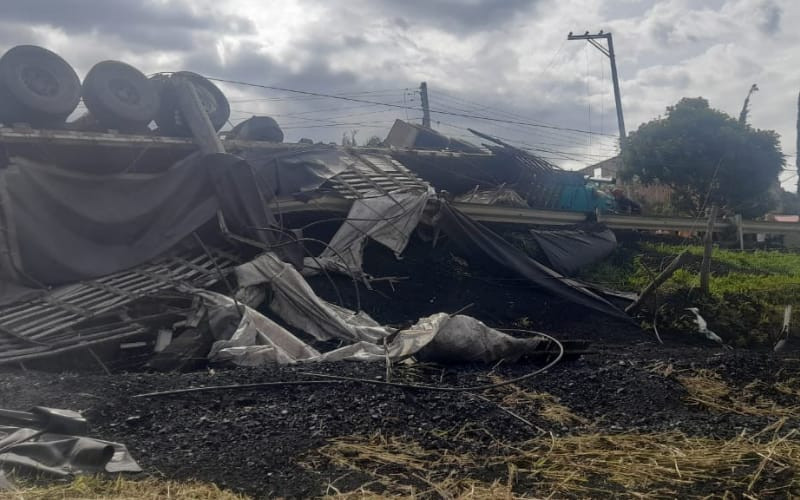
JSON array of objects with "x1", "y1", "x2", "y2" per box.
[
  {"x1": 6, "y1": 128, "x2": 794, "y2": 235},
  {"x1": 456, "y1": 204, "x2": 587, "y2": 225},
  {"x1": 274, "y1": 196, "x2": 800, "y2": 235},
  {"x1": 599, "y1": 213, "x2": 800, "y2": 235}
]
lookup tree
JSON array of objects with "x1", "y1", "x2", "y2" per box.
[
  {"x1": 738, "y1": 84, "x2": 759, "y2": 124},
  {"x1": 341, "y1": 129, "x2": 359, "y2": 146},
  {"x1": 620, "y1": 97, "x2": 785, "y2": 218},
  {"x1": 365, "y1": 135, "x2": 383, "y2": 147}
]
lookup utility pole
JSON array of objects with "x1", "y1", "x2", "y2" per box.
[
  {"x1": 420, "y1": 81, "x2": 431, "y2": 128},
  {"x1": 567, "y1": 31, "x2": 626, "y2": 144},
  {"x1": 796, "y1": 91, "x2": 799, "y2": 195}
]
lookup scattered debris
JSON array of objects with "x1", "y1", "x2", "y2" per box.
[
  {"x1": 0, "y1": 407, "x2": 140, "y2": 489},
  {"x1": 774, "y1": 304, "x2": 792, "y2": 352},
  {"x1": 686, "y1": 307, "x2": 731, "y2": 348},
  {"x1": 1, "y1": 43, "x2": 792, "y2": 498}
]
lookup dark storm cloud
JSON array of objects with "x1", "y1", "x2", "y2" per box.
[
  {"x1": 181, "y1": 43, "x2": 377, "y2": 94},
  {"x1": 0, "y1": 22, "x2": 41, "y2": 48},
  {"x1": 0, "y1": 0, "x2": 255, "y2": 50},
  {"x1": 757, "y1": 1, "x2": 782, "y2": 35},
  {"x1": 362, "y1": 0, "x2": 538, "y2": 33}
]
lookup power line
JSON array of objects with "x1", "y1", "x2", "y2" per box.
[
  {"x1": 585, "y1": 42, "x2": 592, "y2": 157},
  {"x1": 206, "y1": 76, "x2": 617, "y2": 137},
  {"x1": 431, "y1": 103, "x2": 620, "y2": 154},
  {"x1": 231, "y1": 100, "x2": 408, "y2": 122},
  {"x1": 432, "y1": 89, "x2": 611, "y2": 140},
  {"x1": 430, "y1": 90, "x2": 620, "y2": 150},
  {"x1": 431, "y1": 96, "x2": 620, "y2": 153},
  {"x1": 436, "y1": 120, "x2": 618, "y2": 164},
  {"x1": 228, "y1": 88, "x2": 408, "y2": 104}
]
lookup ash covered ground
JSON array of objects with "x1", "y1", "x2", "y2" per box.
[
  {"x1": 2, "y1": 347, "x2": 798, "y2": 498},
  {"x1": 1, "y1": 236, "x2": 799, "y2": 498}
]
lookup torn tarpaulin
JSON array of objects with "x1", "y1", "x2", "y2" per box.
[
  {"x1": 530, "y1": 227, "x2": 617, "y2": 276},
  {"x1": 0, "y1": 407, "x2": 140, "y2": 485},
  {"x1": 202, "y1": 291, "x2": 321, "y2": 366},
  {"x1": 197, "y1": 253, "x2": 553, "y2": 366},
  {"x1": 435, "y1": 203, "x2": 630, "y2": 321},
  {"x1": 303, "y1": 188, "x2": 433, "y2": 277},
  {"x1": 0, "y1": 152, "x2": 289, "y2": 288},
  {"x1": 0, "y1": 427, "x2": 140, "y2": 478},
  {"x1": 320, "y1": 314, "x2": 545, "y2": 364},
  {"x1": 198, "y1": 295, "x2": 546, "y2": 366},
  {"x1": 236, "y1": 253, "x2": 395, "y2": 343}
]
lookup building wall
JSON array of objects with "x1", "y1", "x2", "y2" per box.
[{"x1": 581, "y1": 157, "x2": 673, "y2": 211}]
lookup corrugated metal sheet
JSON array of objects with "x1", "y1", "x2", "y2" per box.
[
  {"x1": 327, "y1": 151, "x2": 429, "y2": 199},
  {"x1": 0, "y1": 247, "x2": 241, "y2": 365}
]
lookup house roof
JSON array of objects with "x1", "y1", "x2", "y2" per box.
[{"x1": 579, "y1": 155, "x2": 621, "y2": 176}]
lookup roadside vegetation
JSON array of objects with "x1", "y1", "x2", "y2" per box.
[{"x1": 581, "y1": 241, "x2": 800, "y2": 347}]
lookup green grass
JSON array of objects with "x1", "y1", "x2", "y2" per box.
[
  {"x1": 583, "y1": 243, "x2": 800, "y2": 304},
  {"x1": 579, "y1": 242, "x2": 800, "y2": 347},
  {"x1": 647, "y1": 243, "x2": 800, "y2": 276}
]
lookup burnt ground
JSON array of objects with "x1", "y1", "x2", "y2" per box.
[
  {"x1": 1, "y1": 235, "x2": 800, "y2": 497},
  {"x1": 1, "y1": 346, "x2": 799, "y2": 498}
]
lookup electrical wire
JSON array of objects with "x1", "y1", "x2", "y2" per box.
[
  {"x1": 206, "y1": 76, "x2": 617, "y2": 137},
  {"x1": 431, "y1": 101, "x2": 621, "y2": 156},
  {"x1": 436, "y1": 120, "x2": 618, "y2": 164},
  {"x1": 432, "y1": 92, "x2": 620, "y2": 150},
  {"x1": 585, "y1": 42, "x2": 592, "y2": 157}
]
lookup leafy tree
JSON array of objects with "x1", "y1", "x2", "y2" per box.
[
  {"x1": 620, "y1": 97, "x2": 785, "y2": 218},
  {"x1": 778, "y1": 189, "x2": 800, "y2": 214},
  {"x1": 365, "y1": 135, "x2": 383, "y2": 147}
]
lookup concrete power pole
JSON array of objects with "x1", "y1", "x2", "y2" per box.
[
  {"x1": 796, "y1": 91, "x2": 799, "y2": 195},
  {"x1": 420, "y1": 81, "x2": 431, "y2": 128},
  {"x1": 567, "y1": 31, "x2": 626, "y2": 145}
]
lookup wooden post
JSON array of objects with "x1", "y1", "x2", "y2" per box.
[
  {"x1": 173, "y1": 77, "x2": 225, "y2": 154},
  {"x1": 625, "y1": 250, "x2": 690, "y2": 313},
  {"x1": 700, "y1": 204, "x2": 718, "y2": 294},
  {"x1": 734, "y1": 214, "x2": 744, "y2": 251}
]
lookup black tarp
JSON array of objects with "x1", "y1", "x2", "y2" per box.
[
  {"x1": 0, "y1": 152, "x2": 290, "y2": 292},
  {"x1": 436, "y1": 203, "x2": 630, "y2": 321},
  {"x1": 232, "y1": 145, "x2": 351, "y2": 197},
  {"x1": 530, "y1": 227, "x2": 617, "y2": 276},
  {"x1": 0, "y1": 426, "x2": 140, "y2": 481}
]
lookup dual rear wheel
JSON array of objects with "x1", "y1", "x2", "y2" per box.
[{"x1": 0, "y1": 45, "x2": 229, "y2": 135}]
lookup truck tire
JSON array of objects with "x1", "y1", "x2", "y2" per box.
[
  {"x1": 153, "y1": 71, "x2": 229, "y2": 136},
  {"x1": 0, "y1": 45, "x2": 81, "y2": 127},
  {"x1": 228, "y1": 116, "x2": 284, "y2": 142},
  {"x1": 82, "y1": 60, "x2": 159, "y2": 131}
]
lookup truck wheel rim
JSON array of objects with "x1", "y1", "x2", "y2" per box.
[
  {"x1": 21, "y1": 65, "x2": 58, "y2": 97},
  {"x1": 109, "y1": 77, "x2": 141, "y2": 105}
]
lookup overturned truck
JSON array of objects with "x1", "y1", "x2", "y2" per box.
[
  {"x1": 0, "y1": 125, "x2": 633, "y2": 371},
  {"x1": 0, "y1": 46, "x2": 634, "y2": 373}
]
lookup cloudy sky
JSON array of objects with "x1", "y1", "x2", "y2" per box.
[{"x1": 0, "y1": 0, "x2": 796, "y2": 184}]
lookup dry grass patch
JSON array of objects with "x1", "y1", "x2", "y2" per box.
[
  {"x1": 775, "y1": 377, "x2": 800, "y2": 398},
  {"x1": 1, "y1": 476, "x2": 247, "y2": 500},
  {"x1": 486, "y1": 376, "x2": 588, "y2": 426},
  {"x1": 647, "y1": 363, "x2": 800, "y2": 417},
  {"x1": 314, "y1": 420, "x2": 800, "y2": 499},
  {"x1": 678, "y1": 369, "x2": 797, "y2": 417}
]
